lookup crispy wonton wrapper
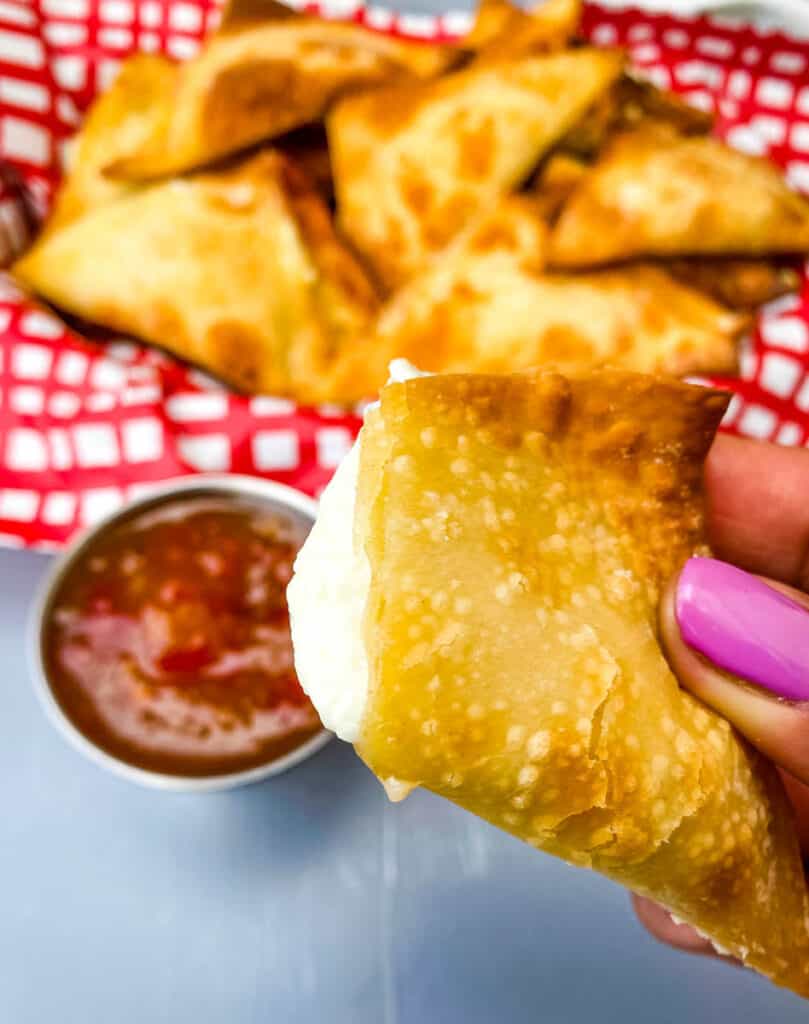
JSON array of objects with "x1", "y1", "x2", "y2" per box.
[
  {"x1": 530, "y1": 154, "x2": 798, "y2": 305},
  {"x1": 105, "y1": 8, "x2": 454, "y2": 183},
  {"x1": 14, "y1": 151, "x2": 377, "y2": 401},
  {"x1": 324, "y1": 203, "x2": 746, "y2": 400},
  {"x1": 350, "y1": 369, "x2": 809, "y2": 997},
  {"x1": 328, "y1": 47, "x2": 623, "y2": 289},
  {"x1": 463, "y1": 0, "x2": 582, "y2": 62},
  {"x1": 46, "y1": 54, "x2": 173, "y2": 232},
  {"x1": 550, "y1": 124, "x2": 809, "y2": 266}
]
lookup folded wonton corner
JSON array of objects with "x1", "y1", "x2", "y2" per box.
[
  {"x1": 46, "y1": 53, "x2": 174, "y2": 232},
  {"x1": 462, "y1": 0, "x2": 582, "y2": 62}
]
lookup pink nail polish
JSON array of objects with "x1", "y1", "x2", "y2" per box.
[{"x1": 675, "y1": 557, "x2": 809, "y2": 702}]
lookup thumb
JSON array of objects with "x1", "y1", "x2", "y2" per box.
[{"x1": 660, "y1": 557, "x2": 809, "y2": 786}]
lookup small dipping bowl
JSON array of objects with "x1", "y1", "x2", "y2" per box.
[{"x1": 28, "y1": 475, "x2": 331, "y2": 792}]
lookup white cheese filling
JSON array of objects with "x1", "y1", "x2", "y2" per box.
[{"x1": 287, "y1": 360, "x2": 428, "y2": 742}]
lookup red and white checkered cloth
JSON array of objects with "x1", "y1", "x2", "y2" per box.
[{"x1": 0, "y1": 0, "x2": 807, "y2": 550}]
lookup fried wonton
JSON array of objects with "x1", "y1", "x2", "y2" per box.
[
  {"x1": 557, "y1": 74, "x2": 713, "y2": 161},
  {"x1": 463, "y1": 0, "x2": 582, "y2": 62},
  {"x1": 46, "y1": 54, "x2": 174, "y2": 232},
  {"x1": 14, "y1": 152, "x2": 378, "y2": 401},
  {"x1": 328, "y1": 46, "x2": 624, "y2": 289},
  {"x1": 346, "y1": 369, "x2": 809, "y2": 997},
  {"x1": 550, "y1": 124, "x2": 809, "y2": 266},
  {"x1": 105, "y1": 14, "x2": 455, "y2": 183},
  {"x1": 668, "y1": 258, "x2": 800, "y2": 310},
  {"x1": 325, "y1": 213, "x2": 746, "y2": 401}
]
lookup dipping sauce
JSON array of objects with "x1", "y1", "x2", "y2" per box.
[{"x1": 43, "y1": 495, "x2": 321, "y2": 777}]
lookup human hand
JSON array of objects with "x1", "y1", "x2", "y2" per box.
[{"x1": 634, "y1": 433, "x2": 809, "y2": 957}]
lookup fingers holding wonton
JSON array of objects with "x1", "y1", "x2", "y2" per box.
[
  {"x1": 14, "y1": 151, "x2": 378, "y2": 402},
  {"x1": 289, "y1": 368, "x2": 809, "y2": 998},
  {"x1": 550, "y1": 124, "x2": 809, "y2": 266},
  {"x1": 329, "y1": 46, "x2": 624, "y2": 289}
]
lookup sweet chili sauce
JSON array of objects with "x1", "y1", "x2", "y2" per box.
[{"x1": 43, "y1": 495, "x2": 321, "y2": 777}]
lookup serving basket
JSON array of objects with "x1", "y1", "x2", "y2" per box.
[{"x1": 0, "y1": 0, "x2": 807, "y2": 549}]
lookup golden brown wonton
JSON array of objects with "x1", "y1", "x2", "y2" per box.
[
  {"x1": 463, "y1": 0, "x2": 582, "y2": 62},
  {"x1": 354, "y1": 369, "x2": 809, "y2": 998},
  {"x1": 16, "y1": 0, "x2": 808, "y2": 404},
  {"x1": 104, "y1": 13, "x2": 455, "y2": 183},
  {"x1": 47, "y1": 54, "x2": 174, "y2": 232},
  {"x1": 325, "y1": 212, "x2": 746, "y2": 401},
  {"x1": 15, "y1": 152, "x2": 378, "y2": 401},
  {"x1": 328, "y1": 46, "x2": 624, "y2": 289},
  {"x1": 550, "y1": 124, "x2": 809, "y2": 266}
]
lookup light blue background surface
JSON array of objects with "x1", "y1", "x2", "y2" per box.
[{"x1": 2, "y1": 546, "x2": 808, "y2": 1023}]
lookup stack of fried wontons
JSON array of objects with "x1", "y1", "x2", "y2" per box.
[{"x1": 14, "y1": 0, "x2": 809, "y2": 403}]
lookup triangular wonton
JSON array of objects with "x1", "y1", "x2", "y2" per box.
[
  {"x1": 328, "y1": 46, "x2": 624, "y2": 289},
  {"x1": 105, "y1": 15, "x2": 455, "y2": 182},
  {"x1": 15, "y1": 152, "x2": 378, "y2": 401},
  {"x1": 550, "y1": 124, "x2": 809, "y2": 266},
  {"x1": 324, "y1": 200, "x2": 746, "y2": 400}
]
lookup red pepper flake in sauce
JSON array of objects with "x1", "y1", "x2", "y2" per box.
[{"x1": 44, "y1": 496, "x2": 321, "y2": 777}]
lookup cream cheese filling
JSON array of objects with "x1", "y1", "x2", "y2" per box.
[{"x1": 287, "y1": 360, "x2": 428, "y2": 742}]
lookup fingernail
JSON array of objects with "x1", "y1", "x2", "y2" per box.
[{"x1": 675, "y1": 557, "x2": 809, "y2": 702}]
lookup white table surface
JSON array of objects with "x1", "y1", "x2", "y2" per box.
[{"x1": 1, "y1": 546, "x2": 808, "y2": 1023}]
